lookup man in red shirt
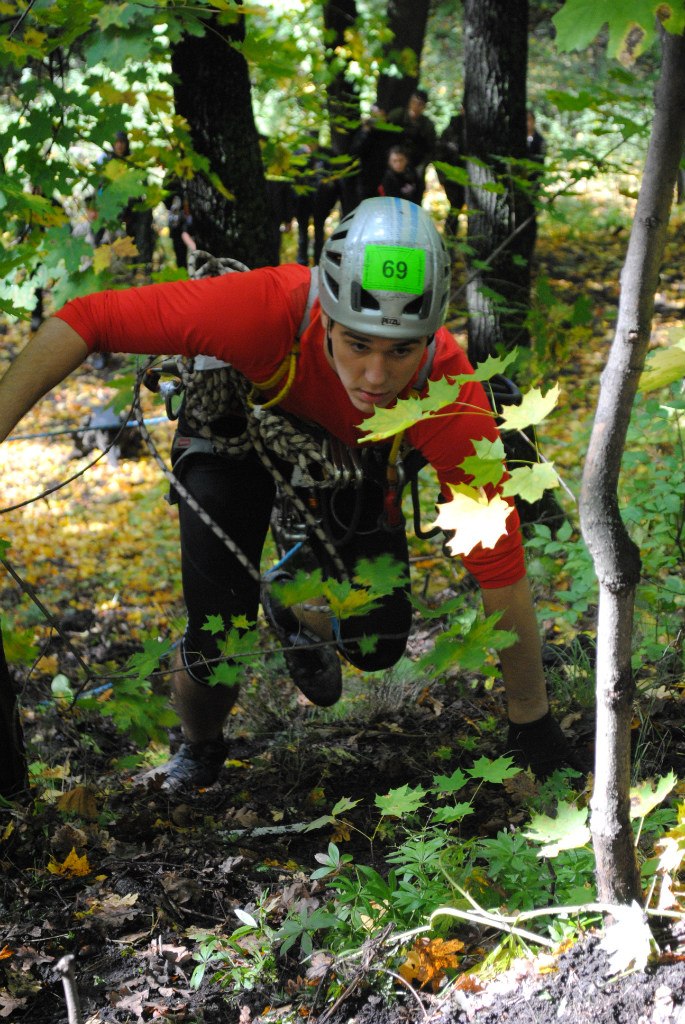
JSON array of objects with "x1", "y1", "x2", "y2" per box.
[{"x1": 0, "y1": 198, "x2": 582, "y2": 791}]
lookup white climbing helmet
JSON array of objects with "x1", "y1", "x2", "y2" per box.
[{"x1": 318, "y1": 196, "x2": 451, "y2": 339}]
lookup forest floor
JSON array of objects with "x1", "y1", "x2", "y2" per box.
[{"x1": 2, "y1": 193, "x2": 685, "y2": 1024}]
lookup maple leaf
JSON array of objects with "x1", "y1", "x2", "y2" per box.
[
  {"x1": 524, "y1": 801, "x2": 591, "y2": 857},
  {"x1": 56, "y1": 785, "x2": 99, "y2": 821},
  {"x1": 398, "y1": 936, "x2": 464, "y2": 991},
  {"x1": 202, "y1": 614, "x2": 226, "y2": 636},
  {"x1": 375, "y1": 783, "x2": 427, "y2": 819},
  {"x1": 497, "y1": 384, "x2": 560, "y2": 431},
  {"x1": 629, "y1": 772, "x2": 677, "y2": 819},
  {"x1": 0, "y1": 947, "x2": 12, "y2": 961},
  {"x1": 432, "y1": 803, "x2": 474, "y2": 824},
  {"x1": 432, "y1": 485, "x2": 516, "y2": 555},
  {"x1": 459, "y1": 437, "x2": 507, "y2": 488},
  {"x1": 639, "y1": 333, "x2": 685, "y2": 392},
  {"x1": 432, "y1": 768, "x2": 469, "y2": 794},
  {"x1": 358, "y1": 393, "x2": 428, "y2": 442},
  {"x1": 47, "y1": 847, "x2": 91, "y2": 878},
  {"x1": 599, "y1": 901, "x2": 655, "y2": 975},
  {"x1": 501, "y1": 461, "x2": 560, "y2": 504},
  {"x1": 467, "y1": 756, "x2": 521, "y2": 785}
]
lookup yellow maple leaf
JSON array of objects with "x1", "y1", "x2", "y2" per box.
[
  {"x1": 431, "y1": 485, "x2": 515, "y2": 555},
  {"x1": 399, "y1": 936, "x2": 464, "y2": 991},
  {"x1": 0, "y1": 946, "x2": 13, "y2": 960},
  {"x1": 47, "y1": 847, "x2": 91, "y2": 878}
]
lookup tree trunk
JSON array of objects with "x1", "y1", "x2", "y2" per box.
[
  {"x1": 0, "y1": 624, "x2": 28, "y2": 799},
  {"x1": 171, "y1": 14, "x2": 272, "y2": 267},
  {"x1": 463, "y1": 0, "x2": 532, "y2": 364},
  {"x1": 579, "y1": 26, "x2": 685, "y2": 904},
  {"x1": 376, "y1": 0, "x2": 431, "y2": 114},
  {"x1": 323, "y1": 0, "x2": 361, "y2": 215}
]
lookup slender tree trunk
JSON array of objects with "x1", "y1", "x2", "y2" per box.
[
  {"x1": 376, "y1": 0, "x2": 431, "y2": 114},
  {"x1": 323, "y1": 0, "x2": 361, "y2": 215},
  {"x1": 0, "y1": 624, "x2": 28, "y2": 799},
  {"x1": 463, "y1": 0, "x2": 532, "y2": 364},
  {"x1": 171, "y1": 15, "x2": 272, "y2": 267},
  {"x1": 579, "y1": 26, "x2": 685, "y2": 904}
]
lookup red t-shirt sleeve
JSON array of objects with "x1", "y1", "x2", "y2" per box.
[{"x1": 54, "y1": 265, "x2": 312, "y2": 384}]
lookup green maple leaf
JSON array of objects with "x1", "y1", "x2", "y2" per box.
[
  {"x1": 353, "y1": 553, "x2": 408, "y2": 597},
  {"x1": 271, "y1": 569, "x2": 324, "y2": 607},
  {"x1": 639, "y1": 333, "x2": 685, "y2": 392},
  {"x1": 552, "y1": 0, "x2": 680, "y2": 59},
  {"x1": 432, "y1": 485, "x2": 516, "y2": 555},
  {"x1": 498, "y1": 385, "x2": 560, "y2": 432},
  {"x1": 629, "y1": 772, "x2": 677, "y2": 820},
  {"x1": 467, "y1": 756, "x2": 520, "y2": 785},
  {"x1": 525, "y1": 801, "x2": 591, "y2": 857},
  {"x1": 202, "y1": 614, "x2": 226, "y2": 636},
  {"x1": 331, "y1": 796, "x2": 361, "y2": 817},
  {"x1": 460, "y1": 437, "x2": 507, "y2": 488},
  {"x1": 432, "y1": 768, "x2": 469, "y2": 794},
  {"x1": 432, "y1": 803, "x2": 474, "y2": 823},
  {"x1": 358, "y1": 393, "x2": 428, "y2": 442},
  {"x1": 501, "y1": 461, "x2": 560, "y2": 503},
  {"x1": 375, "y1": 783, "x2": 427, "y2": 819},
  {"x1": 208, "y1": 661, "x2": 242, "y2": 689}
]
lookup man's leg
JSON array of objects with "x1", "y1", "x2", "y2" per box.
[{"x1": 151, "y1": 447, "x2": 275, "y2": 790}]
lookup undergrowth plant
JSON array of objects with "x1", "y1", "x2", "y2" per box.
[{"x1": 189, "y1": 761, "x2": 682, "y2": 997}]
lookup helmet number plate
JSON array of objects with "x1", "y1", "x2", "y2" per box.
[{"x1": 362, "y1": 245, "x2": 425, "y2": 295}]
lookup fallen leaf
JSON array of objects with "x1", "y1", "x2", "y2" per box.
[
  {"x1": 47, "y1": 847, "x2": 91, "y2": 877},
  {"x1": 399, "y1": 936, "x2": 464, "y2": 991}
]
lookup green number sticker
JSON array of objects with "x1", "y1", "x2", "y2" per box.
[{"x1": 362, "y1": 245, "x2": 425, "y2": 295}]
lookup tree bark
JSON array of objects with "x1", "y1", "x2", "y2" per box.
[
  {"x1": 0, "y1": 624, "x2": 28, "y2": 799},
  {"x1": 171, "y1": 14, "x2": 272, "y2": 267},
  {"x1": 376, "y1": 0, "x2": 431, "y2": 114},
  {"x1": 323, "y1": 0, "x2": 361, "y2": 215},
  {"x1": 462, "y1": 0, "x2": 533, "y2": 364},
  {"x1": 579, "y1": 26, "x2": 685, "y2": 904}
]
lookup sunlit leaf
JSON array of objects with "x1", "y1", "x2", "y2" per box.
[
  {"x1": 498, "y1": 384, "x2": 560, "y2": 431},
  {"x1": 629, "y1": 772, "x2": 677, "y2": 820},
  {"x1": 432, "y1": 485, "x2": 516, "y2": 556},
  {"x1": 525, "y1": 801, "x2": 591, "y2": 857},
  {"x1": 501, "y1": 461, "x2": 561, "y2": 503},
  {"x1": 599, "y1": 901, "x2": 655, "y2": 974}
]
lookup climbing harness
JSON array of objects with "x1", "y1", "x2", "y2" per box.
[{"x1": 139, "y1": 250, "x2": 438, "y2": 584}]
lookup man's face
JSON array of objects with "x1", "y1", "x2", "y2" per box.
[
  {"x1": 408, "y1": 95, "x2": 426, "y2": 119},
  {"x1": 322, "y1": 313, "x2": 428, "y2": 414},
  {"x1": 113, "y1": 138, "x2": 128, "y2": 157}
]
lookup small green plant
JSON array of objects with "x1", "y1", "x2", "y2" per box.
[{"x1": 190, "y1": 900, "x2": 279, "y2": 991}]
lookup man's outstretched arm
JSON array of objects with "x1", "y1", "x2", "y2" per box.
[{"x1": 0, "y1": 319, "x2": 89, "y2": 442}]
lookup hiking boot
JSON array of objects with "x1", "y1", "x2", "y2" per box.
[
  {"x1": 136, "y1": 738, "x2": 229, "y2": 793},
  {"x1": 507, "y1": 711, "x2": 590, "y2": 781},
  {"x1": 261, "y1": 571, "x2": 342, "y2": 707}
]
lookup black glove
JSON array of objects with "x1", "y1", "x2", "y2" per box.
[{"x1": 507, "y1": 711, "x2": 590, "y2": 781}]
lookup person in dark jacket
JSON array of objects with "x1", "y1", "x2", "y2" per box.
[
  {"x1": 349, "y1": 105, "x2": 394, "y2": 204},
  {"x1": 386, "y1": 89, "x2": 436, "y2": 202},
  {"x1": 378, "y1": 146, "x2": 420, "y2": 204}
]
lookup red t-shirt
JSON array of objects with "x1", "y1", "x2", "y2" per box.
[{"x1": 56, "y1": 264, "x2": 525, "y2": 588}]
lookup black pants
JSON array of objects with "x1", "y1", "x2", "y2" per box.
[{"x1": 175, "y1": 444, "x2": 413, "y2": 683}]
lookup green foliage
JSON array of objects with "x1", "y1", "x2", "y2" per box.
[{"x1": 553, "y1": 0, "x2": 685, "y2": 60}]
